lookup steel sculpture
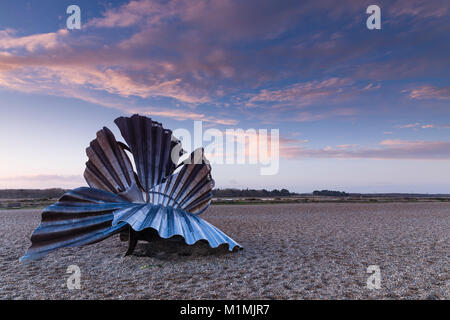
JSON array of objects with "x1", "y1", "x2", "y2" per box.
[{"x1": 21, "y1": 114, "x2": 241, "y2": 261}]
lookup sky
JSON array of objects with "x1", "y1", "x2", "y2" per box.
[{"x1": 0, "y1": 0, "x2": 449, "y2": 193}]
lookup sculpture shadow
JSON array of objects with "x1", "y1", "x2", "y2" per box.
[{"x1": 122, "y1": 228, "x2": 235, "y2": 260}]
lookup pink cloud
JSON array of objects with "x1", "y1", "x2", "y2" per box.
[
  {"x1": 294, "y1": 108, "x2": 358, "y2": 122},
  {"x1": 398, "y1": 123, "x2": 420, "y2": 128},
  {"x1": 337, "y1": 144, "x2": 358, "y2": 149},
  {"x1": 0, "y1": 29, "x2": 68, "y2": 52},
  {"x1": 246, "y1": 78, "x2": 355, "y2": 107},
  {"x1": 89, "y1": 0, "x2": 308, "y2": 40},
  {"x1": 406, "y1": 85, "x2": 450, "y2": 100},
  {"x1": 280, "y1": 139, "x2": 450, "y2": 160},
  {"x1": 397, "y1": 123, "x2": 438, "y2": 130},
  {"x1": 88, "y1": 0, "x2": 161, "y2": 28},
  {"x1": 388, "y1": 0, "x2": 449, "y2": 18},
  {"x1": 0, "y1": 58, "x2": 212, "y2": 104}
]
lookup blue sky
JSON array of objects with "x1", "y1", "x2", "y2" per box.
[{"x1": 0, "y1": 0, "x2": 449, "y2": 192}]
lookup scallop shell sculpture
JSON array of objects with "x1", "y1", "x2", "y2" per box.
[{"x1": 21, "y1": 114, "x2": 241, "y2": 261}]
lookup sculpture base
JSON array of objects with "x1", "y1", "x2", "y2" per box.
[{"x1": 122, "y1": 226, "x2": 239, "y2": 257}]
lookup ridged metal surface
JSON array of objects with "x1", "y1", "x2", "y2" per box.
[
  {"x1": 84, "y1": 127, "x2": 144, "y2": 203},
  {"x1": 150, "y1": 148, "x2": 214, "y2": 215},
  {"x1": 20, "y1": 188, "x2": 130, "y2": 262},
  {"x1": 114, "y1": 115, "x2": 183, "y2": 194},
  {"x1": 21, "y1": 114, "x2": 242, "y2": 261}
]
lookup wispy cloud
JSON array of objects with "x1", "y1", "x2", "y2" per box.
[
  {"x1": 294, "y1": 108, "x2": 357, "y2": 122},
  {"x1": 398, "y1": 123, "x2": 420, "y2": 129},
  {"x1": 245, "y1": 78, "x2": 356, "y2": 107},
  {"x1": 0, "y1": 29, "x2": 69, "y2": 52},
  {"x1": 281, "y1": 139, "x2": 450, "y2": 160},
  {"x1": 397, "y1": 123, "x2": 438, "y2": 130},
  {"x1": 405, "y1": 85, "x2": 450, "y2": 100},
  {"x1": 0, "y1": 0, "x2": 448, "y2": 128},
  {"x1": 388, "y1": 0, "x2": 450, "y2": 18}
]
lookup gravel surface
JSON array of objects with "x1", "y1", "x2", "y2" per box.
[{"x1": 0, "y1": 203, "x2": 448, "y2": 299}]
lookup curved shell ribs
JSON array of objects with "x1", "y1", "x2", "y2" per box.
[{"x1": 21, "y1": 114, "x2": 241, "y2": 261}]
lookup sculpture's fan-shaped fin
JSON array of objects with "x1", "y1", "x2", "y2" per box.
[
  {"x1": 113, "y1": 203, "x2": 241, "y2": 251},
  {"x1": 149, "y1": 148, "x2": 214, "y2": 215},
  {"x1": 84, "y1": 127, "x2": 144, "y2": 203},
  {"x1": 20, "y1": 187, "x2": 137, "y2": 262},
  {"x1": 114, "y1": 114, "x2": 183, "y2": 194}
]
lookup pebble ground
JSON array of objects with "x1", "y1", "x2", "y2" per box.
[{"x1": 0, "y1": 202, "x2": 448, "y2": 299}]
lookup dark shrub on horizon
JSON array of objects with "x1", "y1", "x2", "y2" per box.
[
  {"x1": 0, "y1": 188, "x2": 67, "y2": 199},
  {"x1": 213, "y1": 188, "x2": 294, "y2": 198},
  {"x1": 313, "y1": 190, "x2": 349, "y2": 197}
]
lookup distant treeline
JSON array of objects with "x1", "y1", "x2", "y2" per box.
[
  {"x1": 213, "y1": 188, "x2": 295, "y2": 198},
  {"x1": 0, "y1": 188, "x2": 67, "y2": 199},
  {"x1": 1, "y1": 188, "x2": 448, "y2": 200},
  {"x1": 313, "y1": 190, "x2": 450, "y2": 198},
  {"x1": 313, "y1": 190, "x2": 350, "y2": 197}
]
